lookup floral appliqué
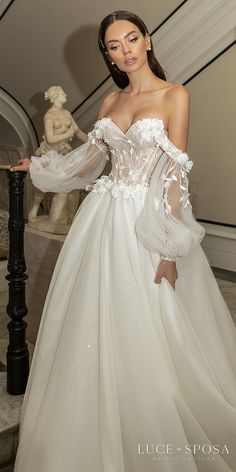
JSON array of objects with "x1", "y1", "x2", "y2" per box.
[
  {"x1": 86, "y1": 117, "x2": 194, "y2": 210},
  {"x1": 85, "y1": 175, "x2": 149, "y2": 199},
  {"x1": 161, "y1": 160, "x2": 192, "y2": 214},
  {"x1": 87, "y1": 117, "x2": 110, "y2": 144},
  {"x1": 134, "y1": 118, "x2": 166, "y2": 144}
]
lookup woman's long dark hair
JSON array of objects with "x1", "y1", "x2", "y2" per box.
[{"x1": 98, "y1": 10, "x2": 167, "y2": 89}]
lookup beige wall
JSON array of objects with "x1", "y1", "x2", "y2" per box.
[
  {"x1": 0, "y1": 0, "x2": 180, "y2": 137},
  {"x1": 1, "y1": 1, "x2": 235, "y2": 226},
  {"x1": 0, "y1": 116, "x2": 22, "y2": 146},
  {"x1": 186, "y1": 45, "x2": 236, "y2": 226}
]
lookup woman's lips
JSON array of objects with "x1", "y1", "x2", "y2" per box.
[{"x1": 124, "y1": 58, "x2": 137, "y2": 65}]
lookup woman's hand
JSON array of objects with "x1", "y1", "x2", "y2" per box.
[
  {"x1": 154, "y1": 260, "x2": 178, "y2": 290},
  {"x1": 10, "y1": 158, "x2": 32, "y2": 172}
]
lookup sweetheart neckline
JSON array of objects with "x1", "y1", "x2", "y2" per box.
[
  {"x1": 104, "y1": 116, "x2": 168, "y2": 136},
  {"x1": 93, "y1": 116, "x2": 191, "y2": 157}
]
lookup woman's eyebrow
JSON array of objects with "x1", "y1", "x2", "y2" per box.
[{"x1": 107, "y1": 30, "x2": 138, "y2": 44}]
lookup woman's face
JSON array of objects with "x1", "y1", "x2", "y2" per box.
[{"x1": 104, "y1": 20, "x2": 151, "y2": 72}]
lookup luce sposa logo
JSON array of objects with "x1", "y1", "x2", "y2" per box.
[{"x1": 137, "y1": 443, "x2": 230, "y2": 457}]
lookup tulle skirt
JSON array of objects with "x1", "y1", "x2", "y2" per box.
[{"x1": 14, "y1": 189, "x2": 236, "y2": 472}]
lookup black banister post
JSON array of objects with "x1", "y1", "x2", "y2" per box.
[{"x1": 4, "y1": 168, "x2": 29, "y2": 395}]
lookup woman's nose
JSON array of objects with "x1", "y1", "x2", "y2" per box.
[{"x1": 122, "y1": 44, "x2": 131, "y2": 55}]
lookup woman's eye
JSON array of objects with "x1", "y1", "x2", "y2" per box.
[{"x1": 109, "y1": 37, "x2": 138, "y2": 50}]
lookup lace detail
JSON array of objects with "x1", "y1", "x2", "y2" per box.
[
  {"x1": 91, "y1": 117, "x2": 194, "y2": 192},
  {"x1": 87, "y1": 117, "x2": 111, "y2": 147},
  {"x1": 161, "y1": 159, "x2": 192, "y2": 215},
  {"x1": 29, "y1": 115, "x2": 205, "y2": 260},
  {"x1": 85, "y1": 175, "x2": 149, "y2": 199},
  {"x1": 86, "y1": 116, "x2": 204, "y2": 261}
]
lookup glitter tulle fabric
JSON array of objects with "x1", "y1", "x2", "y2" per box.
[{"x1": 14, "y1": 117, "x2": 236, "y2": 471}]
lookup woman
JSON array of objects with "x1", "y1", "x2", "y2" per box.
[{"x1": 12, "y1": 10, "x2": 236, "y2": 472}]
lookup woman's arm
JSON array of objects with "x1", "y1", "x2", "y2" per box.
[
  {"x1": 10, "y1": 117, "x2": 75, "y2": 172},
  {"x1": 10, "y1": 92, "x2": 118, "y2": 174},
  {"x1": 166, "y1": 84, "x2": 190, "y2": 153},
  {"x1": 10, "y1": 158, "x2": 31, "y2": 172},
  {"x1": 10, "y1": 112, "x2": 110, "y2": 192},
  {"x1": 155, "y1": 85, "x2": 190, "y2": 289}
]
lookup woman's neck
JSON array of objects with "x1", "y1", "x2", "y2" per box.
[{"x1": 124, "y1": 64, "x2": 163, "y2": 95}]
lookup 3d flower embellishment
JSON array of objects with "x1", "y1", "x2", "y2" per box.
[
  {"x1": 157, "y1": 136, "x2": 194, "y2": 172},
  {"x1": 185, "y1": 160, "x2": 193, "y2": 171},
  {"x1": 85, "y1": 175, "x2": 149, "y2": 199},
  {"x1": 88, "y1": 117, "x2": 111, "y2": 144},
  {"x1": 135, "y1": 118, "x2": 165, "y2": 143},
  {"x1": 176, "y1": 152, "x2": 188, "y2": 165},
  {"x1": 174, "y1": 152, "x2": 193, "y2": 171}
]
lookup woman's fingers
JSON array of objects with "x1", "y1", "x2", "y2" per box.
[
  {"x1": 155, "y1": 274, "x2": 176, "y2": 290},
  {"x1": 154, "y1": 273, "x2": 161, "y2": 283},
  {"x1": 10, "y1": 158, "x2": 31, "y2": 172},
  {"x1": 10, "y1": 163, "x2": 24, "y2": 171},
  {"x1": 169, "y1": 278, "x2": 176, "y2": 290},
  {"x1": 10, "y1": 166, "x2": 23, "y2": 171},
  {"x1": 154, "y1": 263, "x2": 177, "y2": 290}
]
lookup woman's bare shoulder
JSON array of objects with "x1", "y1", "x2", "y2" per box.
[
  {"x1": 164, "y1": 83, "x2": 190, "y2": 121},
  {"x1": 165, "y1": 84, "x2": 190, "y2": 150},
  {"x1": 97, "y1": 90, "x2": 120, "y2": 119},
  {"x1": 165, "y1": 83, "x2": 190, "y2": 104}
]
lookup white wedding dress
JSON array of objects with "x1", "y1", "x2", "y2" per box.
[{"x1": 14, "y1": 117, "x2": 236, "y2": 472}]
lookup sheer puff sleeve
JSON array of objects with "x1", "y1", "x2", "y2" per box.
[
  {"x1": 29, "y1": 124, "x2": 110, "y2": 193},
  {"x1": 135, "y1": 134, "x2": 205, "y2": 262}
]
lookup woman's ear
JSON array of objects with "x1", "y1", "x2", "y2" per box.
[
  {"x1": 105, "y1": 51, "x2": 114, "y2": 65},
  {"x1": 105, "y1": 51, "x2": 112, "y2": 63},
  {"x1": 145, "y1": 33, "x2": 151, "y2": 50}
]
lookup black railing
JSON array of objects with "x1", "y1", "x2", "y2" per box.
[{"x1": 0, "y1": 165, "x2": 29, "y2": 395}]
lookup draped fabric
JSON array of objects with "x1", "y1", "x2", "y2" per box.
[
  {"x1": 13, "y1": 116, "x2": 236, "y2": 472},
  {"x1": 29, "y1": 136, "x2": 109, "y2": 193}
]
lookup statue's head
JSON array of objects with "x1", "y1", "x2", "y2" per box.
[{"x1": 44, "y1": 85, "x2": 67, "y2": 105}]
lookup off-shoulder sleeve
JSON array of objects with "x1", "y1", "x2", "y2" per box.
[
  {"x1": 135, "y1": 135, "x2": 205, "y2": 261},
  {"x1": 29, "y1": 127, "x2": 110, "y2": 193}
]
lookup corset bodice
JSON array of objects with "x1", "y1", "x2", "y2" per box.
[
  {"x1": 88, "y1": 117, "x2": 168, "y2": 186},
  {"x1": 86, "y1": 116, "x2": 192, "y2": 198}
]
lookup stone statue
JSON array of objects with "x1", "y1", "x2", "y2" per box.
[{"x1": 28, "y1": 85, "x2": 87, "y2": 234}]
